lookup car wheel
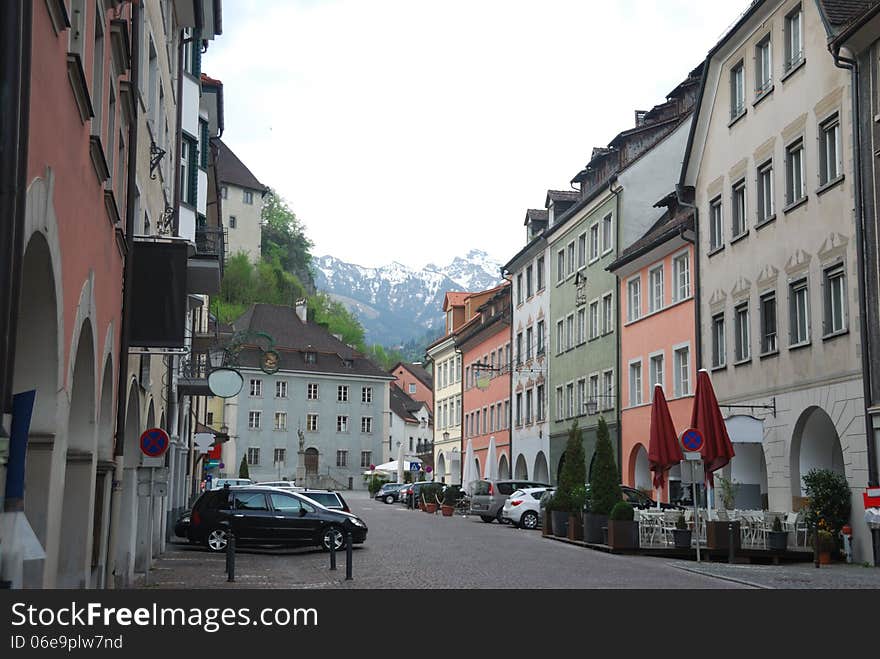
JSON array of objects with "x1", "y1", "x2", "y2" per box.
[
  {"x1": 320, "y1": 525, "x2": 346, "y2": 552},
  {"x1": 480, "y1": 515, "x2": 494, "y2": 523},
  {"x1": 496, "y1": 508, "x2": 509, "y2": 524},
  {"x1": 206, "y1": 528, "x2": 228, "y2": 552},
  {"x1": 385, "y1": 495, "x2": 394, "y2": 504},
  {"x1": 520, "y1": 511, "x2": 539, "y2": 530}
]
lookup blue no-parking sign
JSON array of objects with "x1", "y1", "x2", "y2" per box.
[
  {"x1": 140, "y1": 428, "x2": 170, "y2": 458},
  {"x1": 680, "y1": 427, "x2": 704, "y2": 453}
]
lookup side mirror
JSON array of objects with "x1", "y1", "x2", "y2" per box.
[{"x1": 299, "y1": 507, "x2": 308, "y2": 517}]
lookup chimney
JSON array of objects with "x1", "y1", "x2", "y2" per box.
[{"x1": 295, "y1": 298, "x2": 307, "y2": 322}]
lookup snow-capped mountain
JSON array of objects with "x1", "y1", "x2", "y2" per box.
[{"x1": 313, "y1": 250, "x2": 503, "y2": 347}]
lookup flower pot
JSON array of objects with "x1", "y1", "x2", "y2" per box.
[
  {"x1": 819, "y1": 551, "x2": 832, "y2": 565},
  {"x1": 419, "y1": 502, "x2": 426, "y2": 512},
  {"x1": 767, "y1": 530, "x2": 788, "y2": 552},
  {"x1": 583, "y1": 512, "x2": 608, "y2": 544},
  {"x1": 672, "y1": 528, "x2": 692, "y2": 549},
  {"x1": 607, "y1": 519, "x2": 639, "y2": 550},
  {"x1": 551, "y1": 510, "x2": 569, "y2": 537},
  {"x1": 441, "y1": 505, "x2": 454, "y2": 517},
  {"x1": 542, "y1": 514, "x2": 552, "y2": 537},
  {"x1": 567, "y1": 514, "x2": 584, "y2": 541},
  {"x1": 425, "y1": 503, "x2": 437, "y2": 514}
]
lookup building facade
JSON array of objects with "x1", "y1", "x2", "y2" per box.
[
  {"x1": 388, "y1": 385, "x2": 432, "y2": 467},
  {"x1": 216, "y1": 138, "x2": 266, "y2": 263},
  {"x1": 389, "y1": 361, "x2": 434, "y2": 411}
]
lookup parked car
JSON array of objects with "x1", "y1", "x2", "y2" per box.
[
  {"x1": 470, "y1": 479, "x2": 551, "y2": 522},
  {"x1": 209, "y1": 477, "x2": 254, "y2": 490},
  {"x1": 583, "y1": 484, "x2": 682, "y2": 511},
  {"x1": 375, "y1": 482, "x2": 407, "y2": 504},
  {"x1": 501, "y1": 487, "x2": 552, "y2": 529},
  {"x1": 297, "y1": 488, "x2": 351, "y2": 513},
  {"x1": 186, "y1": 486, "x2": 367, "y2": 552},
  {"x1": 256, "y1": 480, "x2": 299, "y2": 489},
  {"x1": 400, "y1": 481, "x2": 441, "y2": 507}
]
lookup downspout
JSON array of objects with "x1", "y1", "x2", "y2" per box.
[
  {"x1": 0, "y1": 0, "x2": 31, "y2": 440},
  {"x1": 830, "y1": 45, "x2": 878, "y2": 488},
  {"x1": 675, "y1": 184, "x2": 701, "y2": 370},
  {"x1": 107, "y1": 0, "x2": 140, "y2": 589},
  {"x1": 502, "y1": 268, "x2": 513, "y2": 476},
  {"x1": 609, "y1": 178, "x2": 623, "y2": 476}
]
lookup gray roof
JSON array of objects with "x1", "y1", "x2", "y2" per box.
[
  {"x1": 818, "y1": 0, "x2": 879, "y2": 26},
  {"x1": 215, "y1": 138, "x2": 266, "y2": 192},
  {"x1": 389, "y1": 385, "x2": 427, "y2": 423}
]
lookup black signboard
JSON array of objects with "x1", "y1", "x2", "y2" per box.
[{"x1": 129, "y1": 240, "x2": 188, "y2": 348}]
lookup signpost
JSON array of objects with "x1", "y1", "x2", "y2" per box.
[
  {"x1": 680, "y1": 428, "x2": 704, "y2": 563},
  {"x1": 138, "y1": 428, "x2": 169, "y2": 585}
]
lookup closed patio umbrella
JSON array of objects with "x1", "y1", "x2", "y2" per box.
[
  {"x1": 397, "y1": 442, "x2": 405, "y2": 484},
  {"x1": 690, "y1": 369, "x2": 735, "y2": 489},
  {"x1": 484, "y1": 436, "x2": 498, "y2": 480},
  {"x1": 462, "y1": 438, "x2": 475, "y2": 494},
  {"x1": 648, "y1": 384, "x2": 683, "y2": 505}
]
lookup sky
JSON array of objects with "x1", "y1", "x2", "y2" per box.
[{"x1": 205, "y1": 0, "x2": 749, "y2": 270}]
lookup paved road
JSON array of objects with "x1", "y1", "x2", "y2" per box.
[{"x1": 138, "y1": 490, "x2": 745, "y2": 589}]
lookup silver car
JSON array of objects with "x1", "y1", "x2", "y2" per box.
[
  {"x1": 501, "y1": 487, "x2": 552, "y2": 529},
  {"x1": 470, "y1": 479, "x2": 551, "y2": 523}
]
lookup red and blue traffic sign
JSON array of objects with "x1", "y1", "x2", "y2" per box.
[
  {"x1": 680, "y1": 427, "x2": 704, "y2": 453},
  {"x1": 140, "y1": 427, "x2": 170, "y2": 458}
]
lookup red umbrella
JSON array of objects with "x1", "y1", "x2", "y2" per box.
[
  {"x1": 648, "y1": 385, "x2": 683, "y2": 490},
  {"x1": 690, "y1": 369, "x2": 735, "y2": 486}
]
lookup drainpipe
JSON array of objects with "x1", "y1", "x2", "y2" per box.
[
  {"x1": 829, "y1": 45, "x2": 879, "y2": 488},
  {"x1": 501, "y1": 268, "x2": 513, "y2": 476},
  {"x1": 107, "y1": 0, "x2": 140, "y2": 589},
  {"x1": 675, "y1": 184, "x2": 701, "y2": 370},
  {"x1": 609, "y1": 178, "x2": 623, "y2": 476}
]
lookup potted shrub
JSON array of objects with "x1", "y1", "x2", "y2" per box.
[
  {"x1": 555, "y1": 422, "x2": 586, "y2": 541},
  {"x1": 817, "y1": 522, "x2": 835, "y2": 564},
  {"x1": 441, "y1": 485, "x2": 458, "y2": 516},
  {"x1": 767, "y1": 515, "x2": 788, "y2": 552},
  {"x1": 607, "y1": 501, "x2": 638, "y2": 550},
  {"x1": 672, "y1": 512, "x2": 692, "y2": 549},
  {"x1": 803, "y1": 468, "x2": 851, "y2": 561},
  {"x1": 549, "y1": 490, "x2": 571, "y2": 538},
  {"x1": 568, "y1": 485, "x2": 586, "y2": 541},
  {"x1": 584, "y1": 417, "x2": 621, "y2": 544},
  {"x1": 423, "y1": 484, "x2": 440, "y2": 514},
  {"x1": 716, "y1": 475, "x2": 739, "y2": 511}
]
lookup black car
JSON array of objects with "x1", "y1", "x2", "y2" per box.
[
  {"x1": 186, "y1": 486, "x2": 367, "y2": 552},
  {"x1": 375, "y1": 483, "x2": 406, "y2": 504},
  {"x1": 583, "y1": 484, "x2": 682, "y2": 511}
]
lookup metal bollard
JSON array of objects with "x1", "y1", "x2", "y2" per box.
[
  {"x1": 329, "y1": 533, "x2": 337, "y2": 571},
  {"x1": 345, "y1": 530, "x2": 353, "y2": 581},
  {"x1": 728, "y1": 522, "x2": 736, "y2": 564},
  {"x1": 226, "y1": 531, "x2": 236, "y2": 583}
]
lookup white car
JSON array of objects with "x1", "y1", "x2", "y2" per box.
[
  {"x1": 256, "y1": 480, "x2": 300, "y2": 489},
  {"x1": 501, "y1": 487, "x2": 552, "y2": 529},
  {"x1": 209, "y1": 477, "x2": 254, "y2": 490}
]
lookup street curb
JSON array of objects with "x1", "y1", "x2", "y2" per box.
[{"x1": 668, "y1": 563, "x2": 774, "y2": 589}]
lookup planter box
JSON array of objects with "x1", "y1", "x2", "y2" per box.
[
  {"x1": 583, "y1": 513, "x2": 608, "y2": 544},
  {"x1": 440, "y1": 505, "x2": 454, "y2": 517},
  {"x1": 706, "y1": 520, "x2": 741, "y2": 551},
  {"x1": 607, "y1": 519, "x2": 639, "y2": 550},
  {"x1": 542, "y1": 514, "x2": 552, "y2": 537},
  {"x1": 567, "y1": 514, "x2": 583, "y2": 541},
  {"x1": 425, "y1": 503, "x2": 437, "y2": 514},
  {"x1": 551, "y1": 510, "x2": 569, "y2": 537},
  {"x1": 767, "y1": 530, "x2": 788, "y2": 552},
  {"x1": 672, "y1": 528, "x2": 692, "y2": 549}
]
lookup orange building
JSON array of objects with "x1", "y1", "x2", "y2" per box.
[
  {"x1": 609, "y1": 196, "x2": 695, "y2": 503},
  {"x1": 389, "y1": 362, "x2": 434, "y2": 411}
]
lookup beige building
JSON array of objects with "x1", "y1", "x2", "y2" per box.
[
  {"x1": 682, "y1": 0, "x2": 871, "y2": 559},
  {"x1": 216, "y1": 139, "x2": 266, "y2": 263}
]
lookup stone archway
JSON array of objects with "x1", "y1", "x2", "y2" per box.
[
  {"x1": 556, "y1": 453, "x2": 566, "y2": 483},
  {"x1": 498, "y1": 453, "x2": 510, "y2": 480},
  {"x1": 514, "y1": 453, "x2": 529, "y2": 480},
  {"x1": 534, "y1": 451, "x2": 549, "y2": 484},
  {"x1": 790, "y1": 406, "x2": 845, "y2": 498},
  {"x1": 13, "y1": 233, "x2": 61, "y2": 588},
  {"x1": 436, "y1": 452, "x2": 447, "y2": 482},
  {"x1": 629, "y1": 444, "x2": 651, "y2": 492}
]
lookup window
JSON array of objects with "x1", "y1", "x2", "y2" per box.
[
  {"x1": 526, "y1": 264, "x2": 534, "y2": 297},
  {"x1": 649, "y1": 353, "x2": 664, "y2": 396},
  {"x1": 526, "y1": 326, "x2": 533, "y2": 361},
  {"x1": 503, "y1": 400, "x2": 509, "y2": 428},
  {"x1": 557, "y1": 249, "x2": 565, "y2": 282},
  {"x1": 566, "y1": 383, "x2": 574, "y2": 418},
  {"x1": 307, "y1": 383, "x2": 318, "y2": 400},
  {"x1": 627, "y1": 277, "x2": 641, "y2": 322},
  {"x1": 206, "y1": 411, "x2": 214, "y2": 425},
  {"x1": 756, "y1": 36, "x2": 772, "y2": 95},
  {"x1": 556, "y1": 386, "x2": 564, "y2": 421},
  {"x1": 673, "y1": 253, "x2": 690, "y2": 302},
  {"x1": 337, "y1": 385, "x2": 349, "y2": 402},
  {"x1": 250, "y1": 379, "x2": 262, "y2": 397},
  {"x1": 790, "y1": 279, "x2": 810, "y2": 345},
  {"x1": 730, "y1": 61, "x2": 745, "y2": 118},
  {"x1": 649, "y1": 266, "x2": 664, "y2": 312},
  {"x1": 304, "y1": 352, "x2": 316, "y2": 364},
  {"x1": 590, "y1": 224, "x2": 600, "y2": 261},
  {"x1": 273, "y1": 448, "x2": 286, "y2": 464},
  {"x1": 819, "y1": 114, "x2": 841, "y2": 185},
  {"x1": 602, "y1": 213, "x2": 613, "y2": 253},
  {"x1": 577, "y1": 308, "x2": 586, "y2": 344},
  {"x1": 556, "y1": 320, "x2": 564, "y2": 354},
  {"x1": 361, "y1": 386, "x2": 373, "y2": 403},
  {"x1": 629, "y1": 361, "x2": 643, "y2": 406},
  {"x1": 361, "y1": 417, "x2": 373, "y2": 433},
  {"x1": 589, "y1": 374, "x2": 599, "y2": 412},
  {"x1": 785, "y1": 5, "x2": 803, "y2": 72},
  {"x1": 732, "y1": 179, "x2": 747, "y2": 237},
  {"x1": 181, "y1": 137, "x2": 196, "y2": 205},
  {"x1": 248, "y1": 411, "x2": 261, "y2": 430},
  {"x1": 602, "y1": 371, "x2": 614, "y2": 410},
  {"x1": 247, "y1": 448, "x2": 260, "y2": 466},
  {"x1": 567, "y1": 242, "x2": 575, "y2": 275},
  {"x1": 537, "y1": 256, "x2": 545, "y2": 290},
  {"x1": 824, "y1": 264, "x2": 847, "y2": 334},
  {"x1": 537, "y1": 320, "x2": 545, "y2": 355},
  {"x1": 336, "y1": 415, "x2": 348, "y2": 433},
  {"x1": 516, "y1": 331, "x2": 523, "y2": 365},
  {"x1": 536, "y1": 384, "x2": 545, "y2": 421},
  {"x1": 274, "y1": 412, "x2": 287, "y2": 431},
  {"x1": 515, "y1": 392, "x2": 523, "y2": 426},
  {"x1": 566, "y1": 314, "x2": 574, "y2": 350},
  {"x1": 243, "y1": 190, "x2": 254, "y2": 204},
  {"x1": 221, "y1": 185, "x2": 228, "y2": 200},
  {"x1": 674, "y1": 347, "x2": 691, "y2": 397},
  {"x1": 734, "y1": 303, "x2": 751, "y2": 362},
  {"x1": 757, "y1": 160, "x2": 774, "y2": 222},
  {"x1": 786, "y1": 139, "x2": 805, "y2": 205},
  {"x1": 709, "y1": 197, "x2": 723, "y2": 251},
  {"x1": 307, "y1": 414, "x2": 318, "y2": 431},
  {"x1": 577, "y1": 379, "x2": 586, "y2": 415},
  {"x1": 760, "y1": 291, "x2": 778, "y2": 354},
  {"x1": 577, "y1": 233, "x2": 587, "y2": 268},
  {"x1": 712, "y1": 313, "x2": 726, "y2": 368},
  {"x1": 275, "y1": 381, "x2": 287, "y2": 398},
  {"x1": 91, "y1": 8, "x2": 104, "y2": 135},
  {"x1": 516, "y1": 273, "x2": 523, "y2": 305},
  {"x1": 602, "y1": 294, "x2": 613, "y2": 333},
  {"x1": 336, "y1": 450, "x2": 348, "y2": 467},
  {"x1": 589, "y1": 301, "x2": 599, "y2": 339},
  {"x1": 360, "y1": 451, "x2": 372, "y2": 468}
]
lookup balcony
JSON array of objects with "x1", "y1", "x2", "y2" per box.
[
  {"x1": 177, "y1": 351, "x2": 212, "y2": 396},
  {"x1": 187, "y1": 225, "x2": 225, "y2": 295}
]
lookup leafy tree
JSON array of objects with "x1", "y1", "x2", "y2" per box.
[
  {"x1": 238, "y1": 455, "x2": 250, "y2": 480},
  {"x1": 588, "y1": 416, "x2": 621, "y2": 516},
  {"x1": 261, "y1": 188, "x2": 314, "y2": 290},
  {"x1": 309, "y1": 292, "x2": 366, "y2": 351},
  {"x1": 803, "y1": 468, "x2": 851, "y2": 534},
  {"x1": 558, "y1": 421, "x2": 587, "y2": 513}
]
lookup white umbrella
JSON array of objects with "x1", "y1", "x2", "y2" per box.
[
  {"x1": 397, "y1": 442, "x2": 405, "y2": 484},
  {"x1": 484, "y1": 436, "x2": 498, "y2": 480},
  {"x1": 462, "y1": 438, "x2": 475, "y2": 494}
]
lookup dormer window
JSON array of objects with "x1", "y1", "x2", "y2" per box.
[
  {"x1": 304, "y1": 352, "x2": 316, "y2": 364},
  {"x1": 344, "y1": 359, "x2": 353, "y2": 369}
]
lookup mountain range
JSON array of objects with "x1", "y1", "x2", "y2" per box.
[{"x1": 312, "y1": 250, "x2": 504, "y2": 348}]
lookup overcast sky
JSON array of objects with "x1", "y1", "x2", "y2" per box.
[{"x1": 205, "y1": 0, "x2": 748, "y2": 270}]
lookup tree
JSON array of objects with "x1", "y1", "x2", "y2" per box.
[
  {"x1": 260, "y1": 188, "x2": 314, "y2": 290},
  {"x1": 238, "y1": 455, "x2": 250, "y2": 480},
  {"x1": 558, "y1": 421, "x2": 587, "y2": 513},
  {"x1": 588, "y1": 416, "x2": 621, "y2": 516}
]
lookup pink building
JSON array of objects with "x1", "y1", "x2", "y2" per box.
[
  {"x1": 389, "y1": 362, "x2": 434, "y2": 411},
  {"x1": 609, "y1": 199, "x2": 695, "y2": 503},
  {"x1": 458, "y1": 284, "x2": 512, "y2": 484}
]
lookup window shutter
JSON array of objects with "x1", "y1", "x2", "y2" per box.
[
  {"x1": 188, "y1": 136, "x2": 198, "y2": 204},
  {"x1": 200, "y1": 120, "x2": 208, "y2": 168},
  {"x1": 192, "y1": 29, "x2": 202, "y2": 78}
]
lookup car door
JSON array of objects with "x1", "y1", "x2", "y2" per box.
[
  {"x1": 229, "y1": 491, "x2": 274, "y2": 541},
  {"x1": 267, "y1": 492, "x2": 316, "y2": 544}
]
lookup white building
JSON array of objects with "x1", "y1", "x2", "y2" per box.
[{"x1": 216, "y1": 139, "x2": 266, "y2": 263}]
